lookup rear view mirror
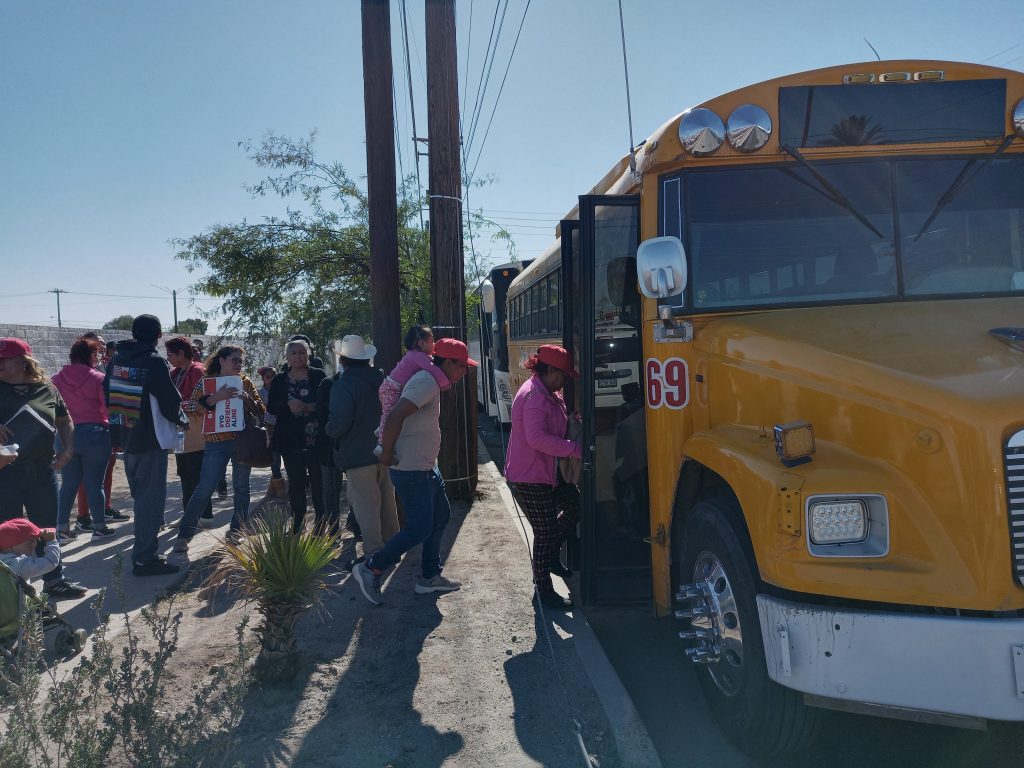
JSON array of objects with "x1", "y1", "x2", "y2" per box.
[
  {"x1": 481, "y1": 279, "x2": 496, "y2": 314},
  {"x1": 636, "y1": 236, "x2": 687, "y2": 299}
]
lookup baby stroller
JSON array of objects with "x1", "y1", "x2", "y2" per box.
[{"x1": 0, "y1": 559, "x2": 86, "y2": 671}]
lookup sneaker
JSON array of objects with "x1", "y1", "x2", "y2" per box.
[
  {"x1": 56, "y1": 528, "x2": 77, "y2": 543},
  {"x1": 340, "y1": 554, "x2": 366, "y2": 573},
  {"x1": 352, "y1": 560, "x2": 383, "y2": 605},
  {"x1": 91, "y1": 525, "x2": 117, "y2": 539},
  {"x1": 132, "y1": 557, "x2": 180, "y2": 577},
  {"x1": 549, "y1": 561, "x2": 573, "y2": 579},
  {"x1": 74, "y1": 517, "x2": 94, "y2": 532},
  {"x1": 414, "y1": 574, "x2": 461, "y2": 595},
  {"x1": 225, "y1": 529, "x2": 243, "y2": 544},
  {"x1": 198, "y1": 517, "x2": 216, "y2": 529},
  {"x1": 535, "y1": 590, "x2": 574, "y2": 612},
  {"x1": 172, "y1": 538, "x2": 190, "y2": 553},
  {"x1": 44, "y1": 579, "x2": 88, "y2": 599},
  {"x1": 105, "y1": 507, "x2": 130, "y2": 521}
]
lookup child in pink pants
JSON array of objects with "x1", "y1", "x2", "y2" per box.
[{"x1": 375, "y1": 325, "x2": 450, "y2": 456}]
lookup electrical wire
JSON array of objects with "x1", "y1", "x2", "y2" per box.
[
  {"x1": 467, "y1": 0, "x2": 532, "y2": 185},
  {"x1": 465, "y1": 1, "x2": 509, "y2": 159},
  {"x1": 399, "y1": 0, "x2": 425, "y2": 229}
]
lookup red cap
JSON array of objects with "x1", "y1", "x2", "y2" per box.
[
  {"x1": 0, "y1": 338, "x2": 31, "y2": 360},
  {"x1": 0, "y1": 518, "x2": 44, "y2": 549},
  {"x1": 526, "y1": 344, "x2": 579, "y2": 379},
  {"x1": 433, "y1": 338, "x2": 478, "y2": 367}
]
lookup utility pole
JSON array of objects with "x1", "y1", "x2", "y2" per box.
[
  {"x1": 49, "y1": 289, "x2": 66, "y2": 329},
  {"x1": 426, "y1": 0, "x2": 477, "y2": 495},
  {"x1": 361, "y1": 0, "x2": 402, "y2": 374},
  {"x1": 172, "y1": 289, "x2": 178, "y2": 333}
]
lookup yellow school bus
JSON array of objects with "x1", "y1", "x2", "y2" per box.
[{"x1": 506, "y1": 60, "x2": 1024, "y2": 754}]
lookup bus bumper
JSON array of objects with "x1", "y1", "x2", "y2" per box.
[{"x1": 757, "y1": 594, "x2": 1024, "y2": 721}]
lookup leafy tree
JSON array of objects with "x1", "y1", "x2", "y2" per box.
[
  {"x1": 173, "y1": 131, "x2": 509, "y2": 355},
  {"x1": 175, "y1": 317, "x2": 208, "y2": 335},
  {"x1": 102, "y1": 314, "x2": 135, "y2": 331}
]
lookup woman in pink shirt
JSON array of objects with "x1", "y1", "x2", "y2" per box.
[
  {"x1": 505, "y1": 344, "x2": 582, "y2": 611},
  {"x1": 52, "y1": 337, "x2": 114, "y2": 538}
]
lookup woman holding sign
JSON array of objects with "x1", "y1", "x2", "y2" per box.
[{"x1": 173, "y1": 345, "x2": 265, "y2": 552}]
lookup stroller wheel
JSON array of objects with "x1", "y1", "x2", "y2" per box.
[
  {"x1": 52, "y1": 629, "x2": 74, "y2": 657},
  {"x1": 72, "y1": 629, "x2": 87, "y2": 653}
]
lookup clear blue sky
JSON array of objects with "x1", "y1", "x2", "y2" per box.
[{"x1": 1, "y1": 0, "x2": 1021, "y2": 333}]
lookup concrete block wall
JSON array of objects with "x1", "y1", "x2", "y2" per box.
[{"x1": 0, "y1": 324, "x2": 287, "y2": 378}]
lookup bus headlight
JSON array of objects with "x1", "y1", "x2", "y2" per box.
[
  {"x1": 809, "y1": 500, "x2": 867, "y2": 544},
  {"x1": 805, "y1": 495, "x2": 889, "y2": 558}
]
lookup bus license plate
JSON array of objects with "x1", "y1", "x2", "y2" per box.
[{"x1": 598, "y1": 379, "x2": 617, "y2": 388}]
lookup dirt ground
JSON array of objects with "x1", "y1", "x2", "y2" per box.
[{"x1": 64, "y1": 455, "x2": 622, "y2": 768}]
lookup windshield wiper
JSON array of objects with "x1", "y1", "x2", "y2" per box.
[
  {"x1": 780, "y1": 144, "x2": 885, "y2": 240},
  {"x1": 912, "y1": 134, "x2": 1017, "y2": 241}
]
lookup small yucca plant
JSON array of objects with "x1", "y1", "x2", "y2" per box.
[{"x1": 202, "y1": 511, "x2": 339, "y2": 684}]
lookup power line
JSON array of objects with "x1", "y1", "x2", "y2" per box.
[
  {"x1": 465, "y1": 0, "x2": 509, "y2": 158},
  {"x1": 399, "y1": 0, "x2": 425, "y2": 229},
  {"x1": 982, "y1": 40, "x2": 1023, "y2": 63},
  {"x1": 468, "y1": 0, "x2": 532, "y2": 184}
]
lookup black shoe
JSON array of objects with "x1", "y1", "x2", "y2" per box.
[
  {"x1": 200, "y1": 511, "x2": 214, "y2": 520},
  {"x1": 44, "y1": 579, "x2": 88, "y2": 599},
  {"x1": 132, "y1": 557, "x2": 181, "y2": 577},
  {"x1": 105, "y1": 507, "x2": 130, "y2": 521},
  {"x1": 549, "y1": 561, "x2": 573, "y2": 579},
  {"x1": 340, "y1": 554, "x2": 366, "y2": 572},
  {"x1": 74, "y1": 517, "x2": 94, "y2": 531},
  {"x1": 91, "y1": 525, "x2": 117, "y2": 539},
  {"x1": 535, "y1": 590, "x2": 574, "y2": 611}
]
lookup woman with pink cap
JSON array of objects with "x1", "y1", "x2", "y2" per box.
[{"x1": 505, "y1": 344, "x2": 582, "y2": 611}]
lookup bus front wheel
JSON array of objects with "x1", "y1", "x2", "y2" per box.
[{"x1": 677, "y1": 498, "x2": 818, "y2": 756}]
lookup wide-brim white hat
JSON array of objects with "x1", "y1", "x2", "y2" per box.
[{"x1": 335, "y1": 334, "x2": 376, "y2": 361}]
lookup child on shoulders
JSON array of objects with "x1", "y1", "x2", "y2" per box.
[{"x1": 374, "y1": 325, "x2": 450, "y2": 456}]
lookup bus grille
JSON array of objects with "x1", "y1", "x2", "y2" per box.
[{"x1": 1006, "y1": 429, "x2": 1024, "y2": 587}]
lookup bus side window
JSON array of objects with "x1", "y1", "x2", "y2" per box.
[{"x1": 548, "y1": 272, "x2": 559, "y2": 333}]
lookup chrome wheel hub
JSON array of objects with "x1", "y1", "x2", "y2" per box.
[{"x1": 675, "y1": 551, "x2": 744, "y2": 696}]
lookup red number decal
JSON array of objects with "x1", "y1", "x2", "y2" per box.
[{"x1": 645, "y1": 357, "x2": 689, "y2": 409}]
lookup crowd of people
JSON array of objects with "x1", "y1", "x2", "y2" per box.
[
  {"x1": 0, "y1": 312, "x2": 584, "y2": 614},
  {"x1": 0, "y1": 313, "x2": 497, "y2": 606}
]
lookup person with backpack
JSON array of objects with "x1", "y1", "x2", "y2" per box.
[{"x1": 103, "y1": 315, "x2": 188, "y2": 577}]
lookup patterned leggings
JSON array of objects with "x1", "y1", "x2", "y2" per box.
[{"x1": 509, "y1": 481, "x2": 580, "y2": 594}]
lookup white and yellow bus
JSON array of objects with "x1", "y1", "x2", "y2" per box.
[{"x1": 506, "y1": 60, "x2": 1024, "y2": 754}]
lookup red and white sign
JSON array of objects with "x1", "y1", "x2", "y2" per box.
[
  {"x1": 201, "y1": 375, "x2": 245, "y2": 434},
  {"x1": 645, "y1": 357, "x2": 689, "y2": 410}
]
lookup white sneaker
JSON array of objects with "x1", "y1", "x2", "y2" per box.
[
  {"x1": 414, "y1": 574, "x2": 461, "y2": 594},
  {"x1": 352, "y1": 561, "x2": 383, "y2": 605}
]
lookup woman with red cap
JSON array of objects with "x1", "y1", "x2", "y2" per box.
[
  {"x1": 0, "y1": 338, "x2": 87, "y2": 598},
  {"x1": 505, "y1": 344, "x2": 582, "y2": 611}
]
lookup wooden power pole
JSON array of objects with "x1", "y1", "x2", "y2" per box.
[
  {"x1": 361, "y1": 0, "x2": 402, "y2": 374},
  {"x1": 426, "y1": 0, "x2": 477, "y2": 496}
]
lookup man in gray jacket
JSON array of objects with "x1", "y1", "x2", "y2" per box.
[{"x1": 324, "y1": 335, "x2": 398, "y2": 559}]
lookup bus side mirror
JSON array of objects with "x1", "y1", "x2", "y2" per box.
[
  {"x1": 636, "y1": 236, "x2": 687, "y2": 299},
  {"x1": 481, "y1": 279, "x2": 496, "y2": 314}
]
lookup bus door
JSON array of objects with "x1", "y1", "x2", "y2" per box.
[{"x1": 574, "y1": 195, "x2": 651, "y2": 604}]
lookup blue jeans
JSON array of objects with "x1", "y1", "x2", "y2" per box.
[
  {"x1": 124, "y1": 450, "x2": 168, "y2": 566},
  {"x1": 58, "y1": 423, "x2": 111, "y2": 530},
  {"x1": 0, "y1": 459, "x2": 65, "y2": 584},
  {"x1": 369, "y1": 467, "x2": 451, "y2": 579},
  {"x1": 178, "y1": 439, "x2": 251, "y2": 540}
]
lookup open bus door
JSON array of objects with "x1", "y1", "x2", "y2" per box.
[{"x1": 568, "y1": 195, "x2": 651, "y2": 605}]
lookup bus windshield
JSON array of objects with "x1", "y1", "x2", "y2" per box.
[{"x1": 670, "y1": 155, "x2": 1024, "y2": 309}]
